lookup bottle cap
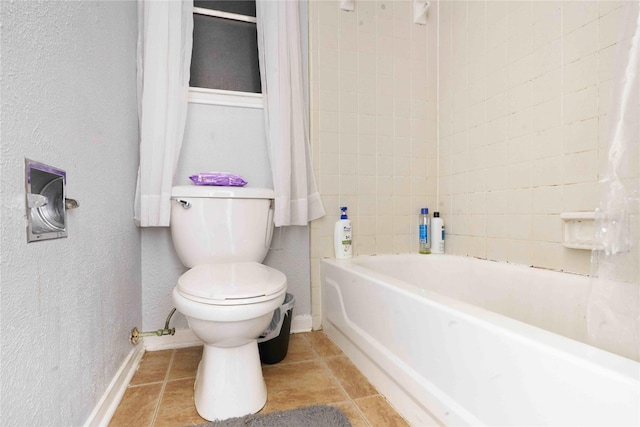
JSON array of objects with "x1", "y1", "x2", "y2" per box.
[
  {"x1": 340, "y1": 206, "x2": 348, "y2": 219},
  {"x1": 433, "y1": 212, "x2": 440, "y2": 217},
  {"x1": 421, "y1": 208, "x2": 428, "y2": 214}
]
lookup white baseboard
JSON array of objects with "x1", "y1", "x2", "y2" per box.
[
  {"x1": 291, "y1": 314, "x2": 312, "y2": 333},
  {"x1": 144, "y1": 314, "x2": 312, "y2": 352},
  {"x1": 83, "y1": 344, "x2": 145, "y2": 427},
  {"x1": 142, "y1": 329, "x2": 202, "y2": 351}
]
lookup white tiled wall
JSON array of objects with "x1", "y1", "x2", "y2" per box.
[
  {"x1": 308, "y1": 0, "x2": 438, "y2": 328},
  {"x1": 437, "y1": 0, "x2": 627, "y2": 275},
  {"x1": 309, "y1": 0, "x2": 634, "y2": 328}
]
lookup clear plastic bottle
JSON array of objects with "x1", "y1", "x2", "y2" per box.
[
  {"x1": 419, "y1": 208, "x2": 431, "y2": 254},
  {"x1": 431, "y1": 211, "x2": 445, "y2": 254}
]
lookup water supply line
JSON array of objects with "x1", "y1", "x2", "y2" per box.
[{"x1": 130, "y1": 308, "x2": 177, "y2": 345}]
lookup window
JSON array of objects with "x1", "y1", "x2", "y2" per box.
[{"x1": 189, "y1": 0, "x2": 262, "y2": 108}]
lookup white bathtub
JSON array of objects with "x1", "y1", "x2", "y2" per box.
[{"x1": 321, "y1": 254, "x2": 640, "y2": 426}]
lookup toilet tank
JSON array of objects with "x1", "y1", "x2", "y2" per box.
[{"x1": 170, "y1": 186, "x2": 275, "y2": 268}]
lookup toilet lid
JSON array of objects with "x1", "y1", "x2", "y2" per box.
[{"x1": 177, "y1": 262, "x2": 287, "y2": 303}]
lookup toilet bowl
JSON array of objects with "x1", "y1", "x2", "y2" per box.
[
  {"x1": 173, "y1": 262, "x2": 286, "y2": 420},
  {"x1": 169, "y1": 186, "x2": 287, "y2": 421}
]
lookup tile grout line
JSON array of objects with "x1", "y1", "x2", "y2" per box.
[
  {"x1": 317, "y1": 331, "x2": 411, "y2": 427},
  {"x1": 126, "y1": 380, "x2": 165, "y2": 388},
  {"x1": 320, "y1": 357, "x2": 374, "y2": 427},
  {"x1": 307, "y1": 333, "x2": 373, "y2": 427},
  {"x1": 149, "y1": 349, "x2": 177, "y2": 427}
]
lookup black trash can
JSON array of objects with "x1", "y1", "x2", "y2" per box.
[{"x1": 258, "y1": 293, "x2": 295, "y2": 364}]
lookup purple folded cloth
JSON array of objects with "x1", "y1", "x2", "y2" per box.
[{"x1": 189, "y1": 172, "x2": 247, "y2": 187}]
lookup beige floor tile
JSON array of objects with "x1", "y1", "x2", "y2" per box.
[
  {"x1": 262, "y1": 360, "x2": 348, "y2": 412},
  {"x1": 154, "y1": 378, "x2": 207, "y2": 427},
  {"x1": 168, "y1": 346, "x2": 202, "y2": 380},
  {"x1": 129, "y1": 349, "x2": 173, "y2": 386},
  {"x1": 307, "y1": 330, "x2": 341, "y2": 358},
  {"x1": 275, "y1": 332, "x2": 316, "y2": 364},
  {"x1": 112, "y1": 332, "x2": 408, "y2": 427},
  {"x1": 330, "y1": 401, "x2": 369, "y2": 427},
  {"x1": 325, "y1": 355, "x2": 378, "y2": 399},
  {"x1": 108, "y1": 383, "x2": 162, "y2": 427},
  {"x1": 355, "y1": 395, "x2": 410, "y2": 427}
]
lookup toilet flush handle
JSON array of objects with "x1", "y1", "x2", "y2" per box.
[{"x1": 173, "y1": 199, "x2": 191, "y2": 209}]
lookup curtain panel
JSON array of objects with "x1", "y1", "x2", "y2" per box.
[
  {"x1": 134, "y1": 0, "x2": 193, "y2": 227},
  {"x1": 256, "y1": 0, "x2": 325, "y2": 227}
]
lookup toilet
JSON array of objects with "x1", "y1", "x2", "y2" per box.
[{"x1": 169, "y1": 185, "x2": 287, "y2": 421}]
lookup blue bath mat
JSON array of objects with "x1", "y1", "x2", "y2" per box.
[{"x1": 194, "y1": 405, "x2": 351, "y2": 426}]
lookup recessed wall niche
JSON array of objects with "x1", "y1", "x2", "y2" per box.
[{"x1": 25, "y1": 159, "x2": 68, "y2": 242}]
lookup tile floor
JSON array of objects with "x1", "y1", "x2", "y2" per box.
[{"x1": 109, "y1": 331, "x2": 409, "y2": 427}]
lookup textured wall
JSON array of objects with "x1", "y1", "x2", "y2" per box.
[{"x1": 0, "y1": 1, "x2": 140, "y2": 425}]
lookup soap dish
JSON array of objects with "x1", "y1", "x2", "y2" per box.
[{"x1": 560, "y1": 212, "x2": 596, "y2": 250}]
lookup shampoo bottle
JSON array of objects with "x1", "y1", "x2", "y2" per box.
[
  {"x1": 419, "y1": 208, "x2": 431, "y2": 254},
  {"x1": 431, "y1": 211, "x2": 445, "y2": 254},
  {"x1": 334, "y1": 207, "x2": 352, "y2": 259}
]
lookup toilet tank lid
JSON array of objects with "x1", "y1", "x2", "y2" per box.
[{"x1": 171, "y1": 186, "x2": 274, "y2": 199}]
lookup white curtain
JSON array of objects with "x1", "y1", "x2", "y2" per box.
[
  {"x1": 256, "y1": 0, "x2": 325, "y2": 227},
  {"x1": 134, "y1": 0, "x2": 193, "y2": 227}
]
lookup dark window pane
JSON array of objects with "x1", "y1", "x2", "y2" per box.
[
  {"x1": 190, "y1": 14, "x2": 261, "y2": 93},
  {"x1": 194, "y1": 0, "x2": 256, "y2": 17}
]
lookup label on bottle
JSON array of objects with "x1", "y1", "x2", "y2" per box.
[
  {"x1": 335, "y1": 220, "x2": 353, "y2": 258},
  {"x1": 419, "y1": 224, "x2": 428, "y2": 244},
  {"x1": 343, "y1": 225, "x2": 351, "y2": 245}
]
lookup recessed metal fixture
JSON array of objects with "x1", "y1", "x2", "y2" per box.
[{"x1": 25, "y1": 159, "x2": 78, "y2": 243}]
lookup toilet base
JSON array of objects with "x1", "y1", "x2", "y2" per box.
[{"x1": 193, "y1": 340, "x2": 267, "y2": 421}]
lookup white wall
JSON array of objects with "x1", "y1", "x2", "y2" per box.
[
  {"x1": 0, "y1": 1, "x2": 140, "y2": 425},
  {"x1": 141, "y1": 3, "x2": 312, "y2": 330}
]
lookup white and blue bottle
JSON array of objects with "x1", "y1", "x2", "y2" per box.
[
  {"x1": 431, "y1": 211, "x2": 445, "y2": 254},
  {"x1": 334, "y1": 207, "x2": 352, "y2": 259}
]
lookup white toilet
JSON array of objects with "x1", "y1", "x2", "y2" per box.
[{"x1": 169, "y1": 185, "x2": 287, "y2": 421}]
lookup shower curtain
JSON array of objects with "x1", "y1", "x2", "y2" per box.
[
  {"x1": 256, "y1": 0, "x2": 325, "y2": 227},
  {"x1": 134, "y1": 0, "x2": 193, "y2": 227},
  {"x1": 589, "y1": 1, "x2": 640, "y2": 362}
]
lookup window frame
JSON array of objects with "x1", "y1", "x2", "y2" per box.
[{"x1": 189, "y1": 5, "x2": 263, "y2": 109}]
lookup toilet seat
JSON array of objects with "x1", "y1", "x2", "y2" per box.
[{"x1": 177, "y1": 262, "x2": 287, "y2": 305}]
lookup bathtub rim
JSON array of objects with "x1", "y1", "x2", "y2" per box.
[{"x1": 322, "y1": 255, "x2": 640, "y2": 385}]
